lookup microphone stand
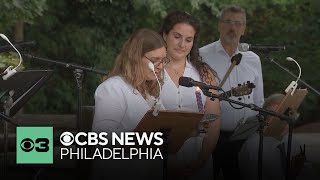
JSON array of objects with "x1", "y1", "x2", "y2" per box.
[
  {"x1": 0, "y1": 112, "x2": 9, "y2": 179},
  {"x1": 201, "y1": 89, "x2": 294, "y2": 180},
  {"x1": 0, "y1": 112, "x2": 18, "y2": 126},
  {"x1": 23, "y1": 54, "x2": 107, "y2": 132},
  {"x1": 265, "y1": 53, "x2": 320, "y2": 96},
  {"x1": 23, "y1": 54, "x2": 108, "y2": 179},
  {"x1": 1, "y1": 92, "x2": 18, "y2": 179}
]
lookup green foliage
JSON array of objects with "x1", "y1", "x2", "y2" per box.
[
  {"x1": 1, "y1": 0, "x2": 319, "y2": 120},
  {"x1": 0, "y1": 53, "x2": 24, "y2": 70},
  {"x1": 23, "y1": 0, "x2": 142, "y2": 113},
  {"x1": 132, "y1": 0, "x2": 167, "y2": 17},
  {"x1": 0, "y1": 0, "x2": 47, "y2": 30},
  {"x1": 245, "y1": 0, "x2": 320, "y2": 120}
]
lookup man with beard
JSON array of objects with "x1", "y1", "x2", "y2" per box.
[{"x1": 199, "y1": 5, "x2": 264, "y2": 180}]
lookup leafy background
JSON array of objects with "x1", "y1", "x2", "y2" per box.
[{"x1": 1, "y1": 0, "x2": 319, "y2": 125}]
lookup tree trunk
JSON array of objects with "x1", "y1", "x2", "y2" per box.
[{"x1": 14, "y1": 21, "x2": 24, "y2": 42}]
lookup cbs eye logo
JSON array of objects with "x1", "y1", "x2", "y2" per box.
[
  {"x1": 60, "y1": 132, "x2": 74, "y2": 146},
  {"x1": 20, "y1": 138, "x2": 49, "y2": 152}
]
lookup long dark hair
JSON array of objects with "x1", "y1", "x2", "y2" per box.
[{"x1": 159, "y1": 11, "x2": 218, "y2": 84}]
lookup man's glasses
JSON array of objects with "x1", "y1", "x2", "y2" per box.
[
  {"x1": 220, "y1": 19, "x2": 244, "y2": 27},
  {"x1": 144, "y1": 56, "x2": 170, "y2": 67}
]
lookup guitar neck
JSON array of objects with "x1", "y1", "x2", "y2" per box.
[
  {"x1": 218, "y1": 90, "x2": 232, "y2": 98},
  {"x1": 217, "y1": 83, "x2": 254, "y2": 98}
]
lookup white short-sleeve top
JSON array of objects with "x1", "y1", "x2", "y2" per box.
[
  {"x1": 92, "y1": 76, "x2": 154, "y2": 134},
  {"x1": 160, "y1": 60, "x2": 206, "y2": 113}
]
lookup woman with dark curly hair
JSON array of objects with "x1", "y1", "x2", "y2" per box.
[{"x1": 159, "y1": 11, "x2": 221, "y2": 179}]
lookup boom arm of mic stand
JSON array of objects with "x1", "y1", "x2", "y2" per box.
[
  {"x1": 202, "y1": 90, "x2": 293, "y2": 122},
  {"x1": 22, "y1": 54, "x2": 107, "y2": 132},
  {"x1": 23, "y1": 54, "x2": 108, "y2": 76},
  {"x1": 268, "y1": 56, "x2": 320, "y2": 96}
]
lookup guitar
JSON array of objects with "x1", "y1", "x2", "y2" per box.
[{"x1": 219, "y1": 82, "x2": 256, "y2": 98}]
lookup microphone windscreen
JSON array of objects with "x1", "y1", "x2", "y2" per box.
[
  {"x1": 179, "y1": 76, "x2": 193, "y2": 87},
  {"x1": 231, "y1": 53, "x2": 243, "y2": 65},
  {"x1": 286, "y1": 57, "x2": 295, "y2": 62},
  {"x1": 0, "y1": 34, "x2": 9, "y2": 41},
  {"x1": 148, "y1": 62, "x2": 154, "y2": 71},
  {"x1": 238, "y1": 43, "x2": 250, "y2": 52}
]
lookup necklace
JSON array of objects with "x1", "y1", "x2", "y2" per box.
[
  {"x1": 168, "y1": 64, "x2": 185, "y2": 75},
  {"x1": 173, "y1": 68, "x2": 179, "y2": 75}
]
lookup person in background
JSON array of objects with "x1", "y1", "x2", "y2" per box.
[
  {"x1": 91, "y1": 28, "x2": 169, "y2": 180},
  {"x1": 199, "y1": 5, "x2": 264, "y2": 180},
  {"x1": 159, "y1": 11, "x2": 221, "y2": 180},
  {"x1": 239, "y1": 93, "x2": 307, "y2": 180}
]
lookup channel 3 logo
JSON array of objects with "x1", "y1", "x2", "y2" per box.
[
  {"x1": 20, "y1": 138, "x2": 49, "y2": 152},
  {"x1": 16, "y1": 127, "x2": 53, "y2": 164}
]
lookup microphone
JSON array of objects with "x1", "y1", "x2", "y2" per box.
[
  {"x1": 148, "y1": 62, "x2": 160, "y2": 92},
  {"x1": 0, "y1": 33, "x2": 23, "y2": 80},
  {"x1": 0, "y1": 41, "x2": 36, "y2": 53},
  {"x1": 285, "y1": 57, "x2": 301, "y2": 95},
  {"x1": 179, "y1": 76, "x2": 222, "y2": 91},
  {"x1": 238, "y1": 43, "x2": 286, "y2": 52},
  {"x1": 219, "y1": 53, "x2": 242, "y2": 87},
  {"x1": 148, "y1": 62, "x2": 161, "y2": 116}
]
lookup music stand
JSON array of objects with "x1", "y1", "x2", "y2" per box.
[
  {"x1": 228, "y1": 89, "x2": 308, "y2": 180},
  {"x1": 263, "y1": 89, "x2": 308, "y2": 180},
  {"x1": 264, "y1": 89, "x2": 308, "y2": 138},
  {"x1": 0, "y1": 70, "x2": 54, "y2": 117},
  {"x1": 230, "y1": 88, "x2": 307, "y2": 140},
  {"x1": 201, "y1": 88, "x2": 299, "y2": 180},
  {"x1": 0, "y1": 70, "x2": 53, "y2": 178},
  {"x1": 229, "y1": 116, "x2": 260, "y2": 141},
  {"x1": 134, "y1": 110, "x2": 205, "y2": 180}
]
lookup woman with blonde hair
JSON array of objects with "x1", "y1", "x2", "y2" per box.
[
  {"x1": 91, "y1": 28, "x2": 169, "y2": 180},
  {"x1": 92, "y1": 28, "x2": 169, "y2": 134}
]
